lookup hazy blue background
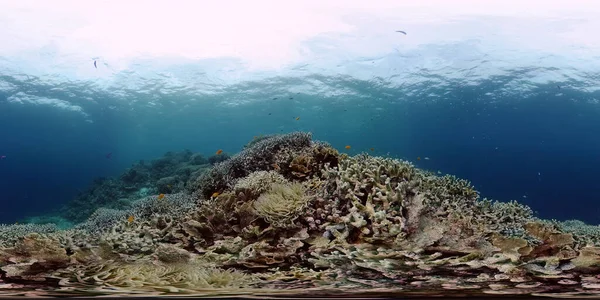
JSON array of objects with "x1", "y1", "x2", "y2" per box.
[{"x1": 1, "y1": 0, "x2": 600, "y2": 224}]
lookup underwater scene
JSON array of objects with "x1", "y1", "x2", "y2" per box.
[{"x1": 2, "y1": 1, "x2": 600, "y2": 299}]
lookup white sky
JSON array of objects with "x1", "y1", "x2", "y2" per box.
[
  {"x1": 1, "y1": 0, "x2": 600, "y2": 111},
  {"x1": 1, "y1": 0, "x2": 599, "y2": 69}
]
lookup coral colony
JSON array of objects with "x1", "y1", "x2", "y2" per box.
[{"x1": 2, "y1": 132, "x2": 600, "y2": 297}]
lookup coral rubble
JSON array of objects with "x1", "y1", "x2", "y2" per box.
[{"x1": 2, "y1": 132, "x2": 600, "y2": 298}]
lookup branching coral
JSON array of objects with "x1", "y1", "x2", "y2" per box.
[{"x1": 0, "y1": 223, "x2": 58, "y2": 248}]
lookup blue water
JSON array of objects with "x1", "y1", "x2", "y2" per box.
[
  {"x1": 1, "y1": 3, "x2": 600, "y2": 227},
  {"x1": 2, "y1": 75, "x2": 600, "y2": 225}
]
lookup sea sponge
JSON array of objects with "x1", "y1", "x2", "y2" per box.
[{"x1": 254, "y1": 183, "x2": 311, "y2": 228}]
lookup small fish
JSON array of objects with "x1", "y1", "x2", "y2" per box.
[
  {"x1": 417, "y1": 157, "x2": 421, "y2": 160},
  {"x1": 295, "y1": 117, "x2": 300, "y2": 120},
  {"x1": 268, "y1": 113, "x2": 272, "y2": 115},
  {"x1": 94, "y1": 60, "x2": 97, "y2": 68},
  {"x1": 557, "y1": 85, "x2": 561, "y2": 90},
  {"x1": 127, "y1": 215, "x2": 135, "y2": 223},
  {"x1": 370, "y1": 148, "x2": 374, "y2": 151},
  {"x1": 105, "y1": 152, "x2": 112, "y2": 159},
  {"x1": 158, "y1": 193, "x2": 165, "y2": 200},
  {"x1": 216, "y1": 149, "x2": 223, "y2": 155},
  {"x1": 0, "y1": 155, "x2": 6, "y2": 159},
  {"x1": 396, "y1": 30, "x2": 407, "y2": 35},
  {"x1": 424, "y1": 157, "x2": 430, "y2": 160},
  {"x1": 345, "y1": 145, "x2": 351, "y2": 149},
  {"x1": 272, "y1": 163, "x2": 280, "y2": 171},
  {"x1": 211, "y1": 192, "x2": 220, "y2": 198}
]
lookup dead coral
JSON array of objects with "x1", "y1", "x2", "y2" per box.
[{"x1": 0, "y1": 233, "x2": 71, "y2": 280}]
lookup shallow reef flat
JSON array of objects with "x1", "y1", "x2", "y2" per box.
[{"x1": 2, "y1": 132, "x2": 600, "y2": 298}]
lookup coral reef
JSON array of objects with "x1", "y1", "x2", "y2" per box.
[
  {"x1": 3, "y1": 132, "x2": 600, "y2": 298},
  {"x1": 57, "y1": 150, "x2": 210, "y2": 223}
]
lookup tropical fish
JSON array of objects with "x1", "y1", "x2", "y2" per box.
[
  {"x1": 345, "y1": 145, "x2": 351, "y2": 149},
  {"x1": 417, "y1": 157, "x2": 421, "y2": 160},
  {"x1": 127, "y1": 215, "x2": 134, "y2": 223},
  {"x1": 216, "y1": 149, "x2": 223, "y2": 155},
  {"x1": 158, "y1": 193, "x2": 165, "y2": 200},
  {"x1": 396, "y1": 30, "x2": 407, "y2": 35},
  {"x1": 370, "y1": 148, "x2": 374, "y2": 151},
  {"x1": 295, "y1": 117, "x2": 300, "y2": 120},
  {"x1": 272, "y1": 163, "x2": 280, "y2": 171},
  {"x1": 211, "y1": 192, "x2": 220, "y2": 198}
]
